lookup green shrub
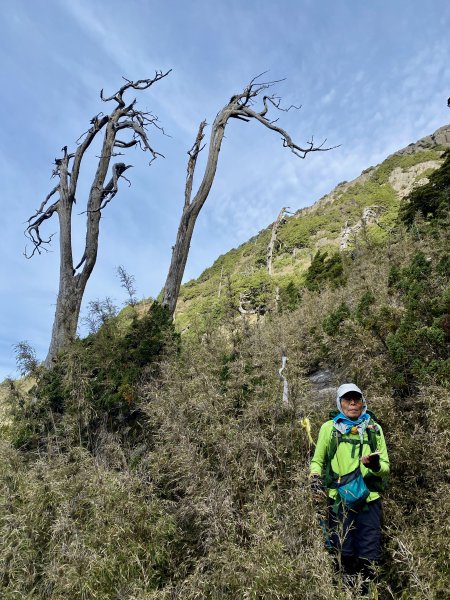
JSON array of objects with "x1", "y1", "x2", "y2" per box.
[
  {"x1": 304, "y1": 250, "x2": 345, "y2": 292},
  {"x1": 323, "y1": 302, "x2": 351, "y2": 336},
  {"x1": 355, "y1": 290, "x2": 376, "y2": 325},
  {"x1": 385, "y1": 251, "x2": 450, "y2": 393},
  {"x1": 278, "y1": 280, "x2": 302, "y2": 312},
  {"x1": 400, "y1": 148, "x2": 450, "y2": 225},
  {"x1": 9, "y1": 303, "x2": 177, "y2": 450}
]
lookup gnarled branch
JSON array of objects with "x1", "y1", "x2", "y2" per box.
[
  {"x1": 162, "y1": 74, "x2": 335, "y2": 316},
  {"x1": 25, "y1": 74, "x2": 170, "y2": 366},
  {"x1": 100, "y1": 70, "x2": 171, "y2": 105}
]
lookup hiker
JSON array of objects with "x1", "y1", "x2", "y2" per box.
[{"x1": 309, "y1": 383, "x2": 390, "y2": 594}]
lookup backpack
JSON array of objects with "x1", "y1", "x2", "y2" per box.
[{"x1": 323, "y1": 410, "x2": 389, "y2": 494}]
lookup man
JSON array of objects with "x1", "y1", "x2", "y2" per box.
[{"x1": 310, "y1": 383, "x2": 390, "y2": 593}]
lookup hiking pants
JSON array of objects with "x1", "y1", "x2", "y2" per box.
[{"x1": 328, "y1": 498, "x2": 382, "y2": 561}]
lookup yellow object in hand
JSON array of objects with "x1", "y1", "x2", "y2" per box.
[{"x1": 300, "y1": 416, "x2": 315, "y2": 445}]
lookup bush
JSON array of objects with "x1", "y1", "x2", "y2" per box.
[
  {"x1": 400, "y1": 148, "x2": 450, "y2": 225},
  {"x1": 9, "y1": 302, "x2": 177, "y2": 450},
  {"x1": 323, "y1": 302, "x2": 351, "y2": 336},
  {"x1": 278, "y1": 280, "x2": 302, "y2": 312},
  {"x1": 385, "y1": 251, "x2": 450, "y2": 393},
  {"x1": 304, "y1": 250, "x2": 346, "y2": 292}
]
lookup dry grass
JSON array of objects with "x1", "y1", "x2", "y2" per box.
[{"x1": 1, "y1": 222, "x2": 449, "y2": 598}]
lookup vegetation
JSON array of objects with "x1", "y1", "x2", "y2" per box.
[
  {"x1": 399, "y1": 148, "x2": 450, "y2": 225},
  {"x1": 10, "y1": 302, "x2": 176, "y2": 452},
  {"x1": 174, "y1": 148, "x2": 445, "y2": 336},
  {"x1": 1, "y1": 135, "x2": 449, "y2": 598},
  {"x1": 304, "y1": 250, "x2": 346, "y2": 292}
]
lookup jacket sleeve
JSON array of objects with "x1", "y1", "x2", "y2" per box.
[
  {"x1": 309, "y1": 421, "x2": 331, "y2": 477},
  {"x1": 370, "y1": 425, "x2": 390, "y2": 478}
]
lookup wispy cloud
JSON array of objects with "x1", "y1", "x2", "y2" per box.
[{"x1": 1, "y1": 0, "x2": 450, "y2": 379}]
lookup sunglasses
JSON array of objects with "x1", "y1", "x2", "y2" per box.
[{"x1": 342, "y1": 395, "x2": 363, "y2": 403}]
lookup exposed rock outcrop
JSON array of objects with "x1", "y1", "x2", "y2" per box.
[
  {"x1": 388, "y1": 160, "x2": 442, "y2": 198},
  {"x1": 394, "y1": 124, "x2": 450, "y2": 156},
  {"x1": 339, "y1": 206, "x2": 385, "y2": 250},
  {"x1": 307, "y1": 369, "x2": 336, "y2": 400}
]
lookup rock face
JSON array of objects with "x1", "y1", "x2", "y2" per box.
[
  {"x1": 340, "y1": 206, "x2": 385, "y2": 250},
  {"x1": 307, "y1": 369, "x2": 336, "y2": 400},
  {"x1": 388, "y1": 160, "x2": 442, "y2": 198},
  {"x1": 394, "y1": 124, "x2": 450, "y2": 156}
]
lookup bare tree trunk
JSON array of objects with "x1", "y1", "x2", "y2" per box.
[
  {"x1": 46, "y1": 277, "x2": 82, "y2": 366},
  {"x1": 267, "y1": 207, "x2": 288, "y2": 275},
  {"x1": 162, "y1": 114, "x2": 227, "y2": 315},
  {"x1": 26, "y1": 73, "x2": 171, "y2": 366},
  {"x1": 163, "y1": 208, "x2": 201, "y2": 316},
  {"x1": 162, "y1": 75, "x2": 331, "y2": 318},
  {"x1": 218, "y1": 265, "x2": 224, "y2": 298}
]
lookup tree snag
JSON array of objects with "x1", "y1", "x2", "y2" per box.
[
  {"x1": 25, "y1": 72, "x2": 171, "y2": 367},
  {"x1": 267, "y1": 206, "x2": 292, "y2": 275},
  {"x1": 162, "y1": 74, "x2": 331, "y2": 317}
]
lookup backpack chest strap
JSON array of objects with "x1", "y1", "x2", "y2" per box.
[{"x1": 336, "y1": 436, "x2": 365, "y2": 458}]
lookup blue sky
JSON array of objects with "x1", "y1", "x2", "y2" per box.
[{"x1": 1, "y1": 0, "x2": 449, "y2": 380}]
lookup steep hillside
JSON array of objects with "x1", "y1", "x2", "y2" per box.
[
  {"x1": 175, "y1": 124, "x2": 450, "y2": 332},
  {"x1": 1, "y1": 125, "x2": 449, "y2": 599}
]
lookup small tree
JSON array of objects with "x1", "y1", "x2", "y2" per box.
[
  {"x1": 399, "y1": 148, "x2": 450, "y2": 226},
  {"x1": 25, "y1": 72, "x2": 170, "y2": 366},
  {"x1": 161, "y1": 75, "x2": 330, "y2": 317}
]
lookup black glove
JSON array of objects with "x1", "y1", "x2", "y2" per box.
[{"x1": 363, "y1": 452, "x2": 381, "y2": 472}]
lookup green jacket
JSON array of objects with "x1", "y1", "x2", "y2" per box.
[{"x1": 310, "y1": 419, "x2": 390, "y2": 502}]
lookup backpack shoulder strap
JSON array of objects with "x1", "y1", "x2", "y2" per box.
[{"x1": 327, "y1": 426, "x2": 339, "y2": 461}]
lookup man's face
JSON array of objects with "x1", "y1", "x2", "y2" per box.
[{"x1": 341, "y1": 392, "x2": 363, "y2": 419}]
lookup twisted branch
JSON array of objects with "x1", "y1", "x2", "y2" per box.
[
  {"x1": 227, "y1": 76, "x2": 335, "y2": 158},
  {"x1": 185, "y1": 120, "x2": 207, "y2": 208},
  {"x1": 25, "y1": 76, "x2": 169, "y2": 259},
  {"x1": 100, "y1": 70, "x2": 171, "y2": 105}
]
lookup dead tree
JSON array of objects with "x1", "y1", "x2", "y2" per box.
[
  {"x1": 162, "y1": 75, "x2": 330, "y2": 317},
  {"x1": 26, "y1": 72, "x2": 171, "y2": 366},
  {"x1": 267, "y1": 206, "x2": 291, "y2": 275}
]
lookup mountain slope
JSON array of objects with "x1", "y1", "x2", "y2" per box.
[
  {"x1": 175, "y1": 124, "x2": 450, "y2": 331},
  {"x1": 2, "y1": 124, "x2": 450, "y2": 599}
]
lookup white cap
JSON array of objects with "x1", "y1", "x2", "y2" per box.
[{"x1": 336, "y1": 383, "x2": 367, "y2": 414}]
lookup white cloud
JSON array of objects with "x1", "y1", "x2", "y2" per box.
[{"x1": 1, "y1": 0, "x2": 450, "y2": 379}]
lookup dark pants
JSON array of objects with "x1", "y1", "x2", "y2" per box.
[{"x1": 328, "y1": 498, "x2": 382, "y2": 561}]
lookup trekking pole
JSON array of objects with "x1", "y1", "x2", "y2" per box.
[{"x1": 278, "y1": 349, "x2": 289, "y2": 406}]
